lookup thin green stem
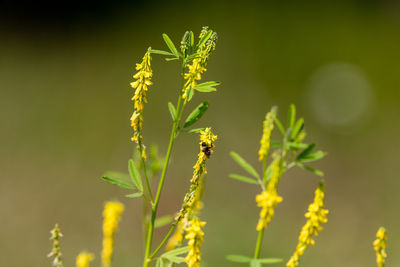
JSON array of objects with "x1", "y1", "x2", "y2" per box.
[
  {"x1": 254, "y1": 228, "x2": 265, "y2": 259},
  {"x1": 150, "y1": 222, "x2": 178, "y2": 258},
  {"x1": 143, "y1": 62, "x2": 187, "y2": 267}
]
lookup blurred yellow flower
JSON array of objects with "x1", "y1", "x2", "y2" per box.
[
  {"x1": 373, "y1": 227, "x2": 387, "y2": 267},
  {"x1": 101, "y1": 201, "x2": 124, "y2": 267},
  {"x1": 76, "y1": 252, "x2": 94, "y2": 267},
  {"x1": 286, "y1": 183, "x2": 328, "y2": 267}
]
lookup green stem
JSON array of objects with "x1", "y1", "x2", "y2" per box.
[
  {"x1": 150, "y1": 222, "x2": 178, "y2": 258},
  {"x1": 143, "y1": 63, "x2": 187, "y2": 267},
  {"x1": 254, "y1": 228, "x2": 265, "y2": 259}
]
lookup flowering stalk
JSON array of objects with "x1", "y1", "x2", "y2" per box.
[
  {"x1": 286, "y1": 182, "x2": 329, "y2": 267},
  {"x1": 373, "y1": 227, "x2": 387, "y2": 267},
  {"x1": 101, "y1": 201, "x2": 125, "y2": 267},
  {"x1": 48, "y1": 224, "x2": 64, "y2": 267}
]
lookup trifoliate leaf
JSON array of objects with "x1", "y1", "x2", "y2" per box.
[
  {"x1": 296, "y1": 144, "x2": 316, "y2": 160},
  {"x1": 194, "y1": 81, "x2": 221, "y2": 92},
  {"x1": 161, "y1": 246, "x2": 189, "y2": 257},
  {"x1": 230, "y1": 152, "x2": 260, "y2": 179},
  {"x1": 228, "y1": 174, "x2": 259, "y2": 185},
  {"x1": 183, "y1": 101, "x2": 209, "y2": 128},
  {"x1": 296, "y1": 151, "x2": 326, "y2": 163},
  {"x1": 128, "y1": 159, "x2": 143, "y2": 192}
]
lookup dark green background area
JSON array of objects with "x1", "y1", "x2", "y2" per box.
[{"x1": 1, "y1": 1, "x2": 399, "y2": 266}]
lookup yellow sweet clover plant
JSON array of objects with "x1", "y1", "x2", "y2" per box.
[
  {"x1": 227, "y1": 105, "x2": 328, "y2": 266},
  {"x1": 45, "y1": 28, "x2": 391, "y2": 267}
]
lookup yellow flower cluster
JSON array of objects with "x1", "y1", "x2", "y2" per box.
[
  {"x1": 184, "y1": 217, "x2": 206, "y2": 267},
  {"x1": 258, "y1": 107, "x2": 277, "y2": 161},
  {"x1": 286, "y1": 183, "x2": 328, "y2": 267},
  {"x1": 183, "y1": 27, "x2": 217, "y2": 100},
  {"x1": 256, "y1": 157, "x2": 283, "y2": 231},
  {"x1": 76, "y1": 252, "x2": 94, "y2": 267},
  {"x1": 373, "y1": 227, "x2": 387, "y2": 267},
  {"x1": 130, "y1": 49, "x2": 153, "y2": 158},
  {"x1": 48, "y1": 224, "x2": 64, "y2": 267},
  {"x1": 176, "y1": 128, "x2": 217, "y2": 221},
  {"x1": 101, "y1": 201, "x2": 125, "y2": 267}
]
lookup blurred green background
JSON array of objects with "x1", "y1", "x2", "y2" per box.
[{"x1": 1, "y1": 0, "x2": 399, "y2": 266}]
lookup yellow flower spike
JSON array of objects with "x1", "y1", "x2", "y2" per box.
[
  {"x1": 184, "y1": 217, "x2": 206, "y2": 267},
  {"x1": 256, "y1": 156, "x2": 283, "y2": 231},
  {"x1": 373, "y1": 227, "x2": 387, "y2": 267},
  {"x1": 101, "y1": 201, "x2": 125, "y2": 267},
  {"x1": 76, "y1": 252, "x2": 94, "y2": 267},
  {"x1": 183, "y1": 27, "x2": 217, "y2": 100},
  {"x1": 130, "y1": 49, "x2": 153, "y2": 158},
  {"x1": 176, "y1": 128, "x2": 217, "y2": 222},
  {"x1": 286, "y1": 183, "x2": 329, "y2": 267},
  {"x1": 258, "y1": 107, "x2": 277, "y2": 161},
  {"x1": 48, "y1": 224, "x2": 64, "y2": 267}
]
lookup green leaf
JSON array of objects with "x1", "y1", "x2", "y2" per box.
[
  {"x1": 271, "y1": 141, "x2": 283, "y2": 148},
  {"x1": 263, "y1": 165, "x2": 273, "y2": 184},
  {"x1": 168, "y1": 102, "x2": 176, "y2": 121},
  {"x1": 230, "y1": 152, "x2": 260, "y2": 179},
  {"x1": 274, "y1": 118, "x2": 286, "y2": 136},
  {"x1": 184, "y1": 127, "x2": 205, "y2": 133},
  {"x1": 161, "y1": 246, "x2": 189, "y2": 257},
  {"x1": 186, "y1": 86, "x2": 194, "y2": 101},
  {"x1": 287, "y1": 104, "x2": 296, "y2": 129},
  {"x1": 155, "y1": 215, "x2": 173, "y2": 228},
  {"x1": 296, "y1": 162, "x2": 324, "y2": 176},
  {"x1": 189, "y1": 31, "x2": 194, "y2": 54},
  {"x1": 258, "y1": 258, "x2": 283, "y2": 264},
  {"x1": 296, "y1": 144, "x2": 315, "y2": 160},
  {"x1": 194, "y1": 81, "x2": 220, "y2": 92},
  {"x1": 296, "y1": 151, "x2": 326, "y2": 163},
  {"x1": 183, "y1": 101, "x2": 209, "y2": 128},
  {"x1": 125, "y1": 192, "x2": 143, "y2": 198},
  {"x1": 128, "y1": 159, "x2": 143, "y2": 192},
  {"x1": 186, "y1": 53, "x2": 200, "y2": 62},
  {"x1": 196, "y1": 29, "x2": 212, "y2": 50},
  {"x1": 164, "y1": 256, "x2": 185, "y2": 264},
  {"x1": 291, "y1": 118, "x2": 304, "y2": 140},
  {"x1": 156, "y1": 258, "x2": 165, "y2": 267},
  {"x1": 101, "y1": 176, "x2": 135, "y2": 189},
  {"x1": 162, "y1": 34, "x2": 179, "y2": 57},
  {"x1": 226, "y1": 255, "x2": 252, "y2": 263},
  {"x1": 250, "y1": 259, "x2": 261, "y2": 267},
  {"x1": 229, "y1": 174, "x2": 259, "y2": 185},
  {"x1": 287, "y1": 142, "x2": 308, "y2": 150},
  {"x1": 150, "y1": 49, "x2": 175, "y2": 56},
  {"x1": 165, "y1": 57, "x2": 179, "y2": 61}
]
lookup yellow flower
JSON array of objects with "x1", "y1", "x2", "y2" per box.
[
  {"x1": 183, "y1": 27, "x2": 217, "y2": 100},
  {"x1": 130, "y1": 49, "x2": 153, "y2": 158},
  {"x1": 256, "y1": 156, "x2": 283, "y2": 231},
  {"x1": 76, "y1": 252, "x2": 94, "y2": 267},
  {"x1": 101, "y1": 201, "x2": 124, "y2": 267},
  {"x1": 258, "y1": 107, "x2": 277, "y2": 161},
  {"x1": 286, "y1": 183, "x2": 328, "y2": 267},
  {"x1": 48, "y1": 224, "x2": 64, "y2": 267},
  {"x1": 184, "y1": 217, "x2": 206, "y2": 267},
  {"x1": 176, "y1": 128, "x2": 217, "y2": 221},
  {"x1": 373, "y1": 227, "x2": 387, "y2": 267}
]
